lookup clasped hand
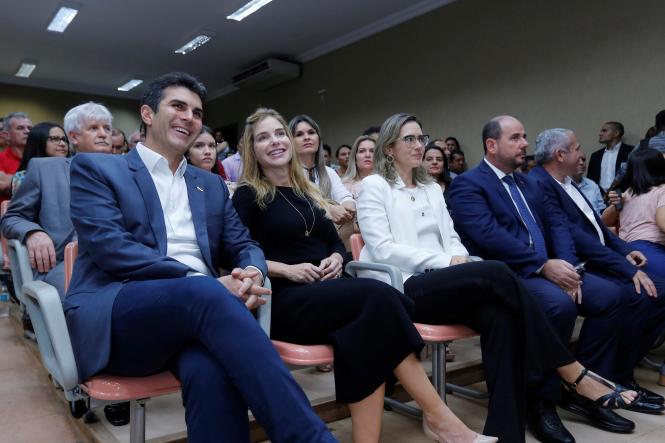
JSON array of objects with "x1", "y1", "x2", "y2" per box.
[
  {"x1": 542, "y1": 259, "x2": 583, "y2": 304},
  {"x1": 218, "y1": 268, "x2": 271, "y2": 309},
  {"x1": 286, "y1": 254, "x2": 343, "y2": 283}
]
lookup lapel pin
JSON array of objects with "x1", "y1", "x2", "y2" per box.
[{"x1": 196, "y1": 186, "x2": 204, "y2": 192}]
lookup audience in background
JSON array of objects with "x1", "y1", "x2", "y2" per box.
[
  {"x1": 234, "y1": 107, "x2": 495, "y2": 443},
  {"x1": 289, "y1": 114, "x2": 354, "y2": 225},
  {"x1": 448, "y1": 149, "x2": 466, "y2": 179},
  {"x1": 128, "y1": 129, "x2": 143, "y2": 149},
  {"x1": 0, "y1": 112, "x2": 33, "y2": 202},
  {"x1": 186, "y1": 125, "x2": 225, "y2": 177},
  {"x1": 602, "y1": 148, "x2": 665, "y2": 279},
  {"x1": 431, "y1": 138, "x2": 452, "y2": 160},
  {"x1": 0, "y1": 118, "x2": 9, "y2": 150},
  {"x1": 322, "y1": 144, "x2": 332, "y2": 167},
  {"x1": 12, "y1": 122, "x2": 70, "y2": 195},
  {"x1": 572, "y1": 151, "x2": 606, "y2": 215},
  {"x1": 445, "y1": 136, "x2": 461, "y2": 152},
  {"x1": 334, "y1": 144, "x2": 351, "y2": 176},
  {"x1": 422, "y1": 143, "x2": 451, "y2": 195},
  {"x1": 222, "y1": 137, "x2": 243, "y2": 182},
  {"x1": 362, "y1": 125, "x2": 380, "y2": 140},
  {"x1": 587, "y1": 121, "x2": 633, "y2": 193},
  {"x1": 521, "y1": 155, "x2": 537, "y2": 173},
  {"x1": 644, "y1": 110, "x2": 665, "y2": 153},
  {"x1": 111, "y1": 128, "x2": 128, "y2": 154}
]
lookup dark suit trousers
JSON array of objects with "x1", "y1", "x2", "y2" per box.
[
  {"x1": 405, "y1": 261, "x2": 573, "y2": 443},
  {"x1": 521, "y1": 272, "x2": 623, "y2": 401},
  {"x1": 103, "y1": 276, "x2": 335, "y2": 443}
]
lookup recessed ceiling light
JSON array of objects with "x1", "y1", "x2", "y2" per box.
[
  {"x1": 15, "y1": 63, "x2": 37, "y2": 78},
  {"x1": 227, "y1": 0, "x2": 273, "y2": 21},
  {"x1": 174, "y1": 35, "x2": 212, "y2": 55},
  {"x1": 117, "y1": 79, "x2": 143, "y2": 92},
  {"x1": 47, "y1": 6, "x2": 78, "y2": 32}
]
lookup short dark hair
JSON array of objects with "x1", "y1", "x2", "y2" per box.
[
  {"x1": 322, "y1": 144, "x2": 331, "y2": 155},
  {"x1": 362, "y1": 126, "x2": 380, "y2": 136},
  {"x1": 450, "y1": 150, "x2": 465, "y2": 160},
  {"x1": 444, "y1": 136, "x2": 460, "y2": 149},
  {"x1": 111, "y1": 128, "x2": 127, "y2": 144},
  {"x1": 605, "y1": 121, "x2": 625, "y2": 138},
  {"x1": 140, "y1": 72, "x2": 206, "y2": 135},
  {"x1": 18, "y1": 122, "x2": 69, "y2": 171},
  {"x1": 625, "y1": 148, "x2": 665, "y2": 195},
  {"x1": 481, "y1": 118, "x2": 503, "y2": 153},
  {"x1": 336, "y1": 144, "x2": 351, "y2": 157},
  {"x1": 655, "y1": 110, "x2": 665, "y2": 131}
]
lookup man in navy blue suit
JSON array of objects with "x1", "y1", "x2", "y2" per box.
[
  {"x1": 449, "y1": 116, "x2": 634, "y2": 442},
  {"x1": 530, "y1": 128, "x2": 665, "y2": 411},
  {"x1": 64, "y1": 72, "x2": 335, "y2": 443}
]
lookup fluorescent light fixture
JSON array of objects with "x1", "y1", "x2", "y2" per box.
[
  {"x1": 174, "y1": 35, "x2": 212, "y2": 55},
  {"x1": 47, "y1": 6, "x2": 78, "y2": 32},
  {"x1": 15, "y1": 63, "x2": 37, "y2": 78},
  {"x1": 117, "y1": 79, "x2": 143, "y2": 92},
  {"x1": 227, "y1": 0, "x2": 273, "y2": 21}
]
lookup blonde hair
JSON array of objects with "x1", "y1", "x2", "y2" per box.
[
  {"x1": 240, "y1": 107, "x2": 330, "y2": 215},
  {"x1": 342, "y1": 135, "x2": 376, "y2": 183}
]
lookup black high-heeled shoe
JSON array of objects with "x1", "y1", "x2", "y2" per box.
[{"x1": 561, "y1": 368, "x2": 633, "y2": 409}]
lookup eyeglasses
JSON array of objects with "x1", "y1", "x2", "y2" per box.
[
  {"x1": 47, "y1": 136, "x2": 68, "y2": 144},
  {"x1": 397, "y1": 134, "x2": 429, "y2": 147}
]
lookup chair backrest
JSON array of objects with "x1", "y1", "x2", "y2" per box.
[
  {"x1": 350, "y1": 233, "x2": 364, "y2": 261},
  {"x1": 1, "y1": 200, "x2": 10, "y2": 270},
  {"x1": 63, "y1": 242, "x2": 78, "y2": 293}
]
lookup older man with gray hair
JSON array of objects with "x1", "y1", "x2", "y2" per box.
[
  {"x1": 0, "y1": 112, "x2": 33, "y2": 201},
  {"x1": 1, "y1": 102, "x2": 114, "y2": 300},
  {"x1": 530, "y1": 128, "x2": 665, "y2": 415}
]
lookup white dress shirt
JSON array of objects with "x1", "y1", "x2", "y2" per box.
[
  {"x1": 599, "y1": 142, "x2": 621, "y2": 191},
  {"x1": 305, "y1": 165, "x2": 354, "y2": 204},
  {"x1": 136, "y1": 143, "x2": 211, "y2": 276},
  {"x1": 555, "y1": 175, "x2": 605, "y2": 245}
]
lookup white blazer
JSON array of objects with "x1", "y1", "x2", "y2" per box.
[{"x1": 356, "y1": 174, "x2": 468, "y2": 284}]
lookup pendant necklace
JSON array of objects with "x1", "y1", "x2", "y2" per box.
[{"x1": 276, "y1": 188, "x2": 316, "y2": 236}]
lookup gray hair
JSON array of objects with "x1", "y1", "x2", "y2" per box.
[
  {"x1": 64, "y1": 102, "x2": 113, "y2": 136},
  {"x1": 374, "y1": 113, "x2": 432, "y2": 185},
  {"x1": 534, "y1": 128, "x2": 572, "y2": 164},
  {"x1": 343, "y1": 135, "x2": 376, "y2": 183},
  {"x1": 288, "y1": 114, "x2": 332, "y2": 199},
  {"x1": 3, "y1": 112, "x2": 30, "y2": 130}
]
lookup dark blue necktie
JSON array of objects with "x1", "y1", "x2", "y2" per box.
[{"x1": 502, "y1": 175, "x2": 548, "y2": 257}]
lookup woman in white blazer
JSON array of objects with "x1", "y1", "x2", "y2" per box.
[{"x1": 356, "y1": 113, "x2": 637, "y2": 443}]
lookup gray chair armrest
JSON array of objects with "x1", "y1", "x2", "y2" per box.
[
  {"x1": 22, "y1": 280, "x2": 79, "y2": 392},
  {"x1": 345, "y1": 261, "x2": 405, "y2": 293},
  {"x1": 7, "y1": 239, "x2": 34, "y2": 305},
  {"x1": 257, "y1": 277, "x2": 272, "y2": 336}
]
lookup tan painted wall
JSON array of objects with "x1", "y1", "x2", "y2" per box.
[
  {"x1": 0, "y1": 83, "x2": 139, "y2": 136},
  {"x1": 206, "y1": 0, "x2": 665, "y2": 166}
]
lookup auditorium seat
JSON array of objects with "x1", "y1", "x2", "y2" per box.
[{"x1": 1, "y1": 200, "x2": 10, "y2": 271}]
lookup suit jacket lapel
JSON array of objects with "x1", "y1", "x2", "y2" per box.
[
  {"x1": 126, "y1": 149, "x2": 168, "y2": 254},
  {"x1": 185, "y1": 170, "x2": 213, "y2": 272},
  {"x1": 479, "y1": 161, "x2": 522, "y2": 223}
]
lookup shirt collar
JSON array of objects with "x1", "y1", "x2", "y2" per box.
[
  {"x1": 393, "y1": 174, "x2": 426, "y2": 190},
  {"x1": 605, "y1": 142, "x2": 622, "y2": 152},
  {"x1": 136, "y1": 142, "x2": 187, "y2": 178},
  {"x1": 484, "y1": 158, "x2": 510, "y2": 180}
]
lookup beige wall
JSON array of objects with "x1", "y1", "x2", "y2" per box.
[
  {"x1": 0, "y1": 83, "x2": 139, "y2": 136},
  {"x1": 206, "y1": 0, "x2": 665, "y2": 167}
]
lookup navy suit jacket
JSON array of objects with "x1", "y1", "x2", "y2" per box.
[
  {"x1": 586, "y1": 143, "x2": 633, "y2": 187},
  {"x1": 529, "y1": 166, "x2": 635, "y2": 281},
  {"x1": 448, "y1": 160, "x2": 578, "y2": 278},
  {"x1": 64, "y1": 149, "x2": 267, "y2": 382}
]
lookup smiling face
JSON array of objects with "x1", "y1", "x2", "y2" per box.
[
  {"x1": 141, "y1": 85, "x2": 203, "y2": 159},
  {"x1": 355, "y1": 139, "x2": 375, "y2": 176},
  {"x1": 559, "y1": 132, "x2": 582, "y2": 177},
  {"x1": 45, "y1": 126, "x2": 69, "y2": 157},
  {"x1": 71, "y1": 118, "x2": 112, "y2": 153},
  {"x1": 423, "y1": 148, "x2": 445, "y2": 176},
  {"x1": 292, "y1": 121, "x2": 320, "y2": 157},
  {"x1": 385, "y1": 121, "x2": 425, "y2": 172},
  {"x1": 252, "y1": 116, "x2": 292, "y2": 170},
  {"x1": 188, "y1": 131, "x2": 217, "y2": 171}
]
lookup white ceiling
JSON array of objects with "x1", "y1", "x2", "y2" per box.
[{"x1": 0, "y1": 0, "x2": 454, "y2": 101}]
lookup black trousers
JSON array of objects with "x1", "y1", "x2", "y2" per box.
[{"x1": 404, "y1": 261, "x2": 574, "y2": 443}]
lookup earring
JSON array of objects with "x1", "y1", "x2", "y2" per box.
[{"x1": 386, "y1": 155, "x2": 394, "y2": 164}]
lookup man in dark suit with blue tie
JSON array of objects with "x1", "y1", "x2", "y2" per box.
[
  {"x1": 449, "y1": 116, "x2": 634, "y2": 442},
  {"x1": 64, "y1": 72, "x2": 336, "y2": 443},
  {"x1": 529, "y1": 128, "x2": 665, "y2": 412}
]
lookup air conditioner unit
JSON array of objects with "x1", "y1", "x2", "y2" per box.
[{"x1": 232, "y1": 58, "x2": 301, "y2": 90}]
